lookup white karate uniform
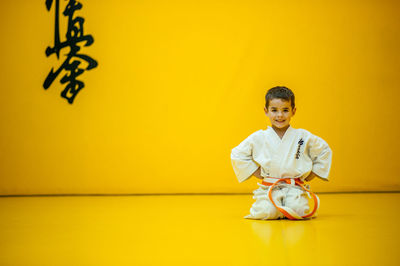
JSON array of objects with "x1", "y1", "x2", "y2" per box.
[{"x1": 231, "y1": 126, "x2": 332, "y2": 220}]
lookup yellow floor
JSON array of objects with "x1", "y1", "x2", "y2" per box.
[{"x1": 1, "y1": 193, "x2": 399, "y2": 266}]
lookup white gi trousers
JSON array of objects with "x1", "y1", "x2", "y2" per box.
[{"x1": 245, "y1": 183, "x2": 311, "y2": 220}]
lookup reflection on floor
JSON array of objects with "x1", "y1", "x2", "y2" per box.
[{"x1": 1, "y1": 193, "x2": 399, "y2": 266}]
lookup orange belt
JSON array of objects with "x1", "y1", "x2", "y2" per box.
[{"x1": 261, "y1": 177, "x2": 319, "y2": 220}]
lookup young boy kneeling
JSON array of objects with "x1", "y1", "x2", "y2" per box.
[{"x1": 231, "y1": 86, "x2": 332, "y2": 220}]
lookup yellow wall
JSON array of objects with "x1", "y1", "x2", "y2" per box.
[{"x1": 0, "y1": 0, "x2": 399, "y2": 195}]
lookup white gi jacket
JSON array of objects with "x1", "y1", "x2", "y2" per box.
[{"x1": 231, "y1": 126, "x2": 332, "y2": 183}]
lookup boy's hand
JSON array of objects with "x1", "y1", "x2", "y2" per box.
[
  {"x1": 305, "y1": 172, "x2": 318, "y2": 182},
  {"x1": 252, "y1": 167, "x2": 263, "y2": 179}
]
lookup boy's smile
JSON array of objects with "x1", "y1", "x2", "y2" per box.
[{"x1": 264, "y1": 98, "x2": 296, "y2": 131}]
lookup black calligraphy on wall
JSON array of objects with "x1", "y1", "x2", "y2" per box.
[{"x1": 43, "y1": 0, "x2": 98, "y2": 104}]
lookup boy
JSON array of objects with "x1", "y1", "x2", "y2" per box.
[{"x1": 231, "y1": 86, "x2": 332, "y2": 220}]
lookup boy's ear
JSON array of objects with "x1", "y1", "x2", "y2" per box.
[
  {"x1": 264, "y1": 107, "x2": 268, "y2": 114},
  {"x1": 293, "y1": 107, "x2": 297, "y2": 115}
]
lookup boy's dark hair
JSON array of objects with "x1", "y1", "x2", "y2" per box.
[{"x1": 265, "y1": 86, "x2": 295, "y2": 109}]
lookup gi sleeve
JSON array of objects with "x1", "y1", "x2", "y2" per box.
[
  {"x1": 230, "y1": 133, "x2": 260, "y2": 183},
  {"x1": 308, "y1": 135, "x2": 332, "y2": 181}
]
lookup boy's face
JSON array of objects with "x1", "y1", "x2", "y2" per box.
[{"x1": 264, "y1": 98, "x2": 296, "y2": 129}]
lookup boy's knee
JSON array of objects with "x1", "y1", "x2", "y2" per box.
[
  {"x1": 284, "y1": 191, "x2": 310, "y2": 216},
  {"x1": 248, "y1": 199, "x2": 283, "y2": 220}
]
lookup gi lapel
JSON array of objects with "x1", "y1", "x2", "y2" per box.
[{"x1": 269, "y1": 126, "x2": 296, "y2": 178}]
